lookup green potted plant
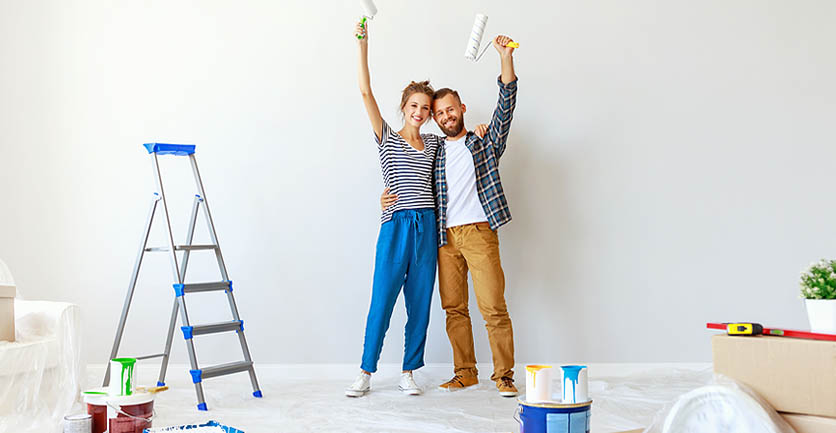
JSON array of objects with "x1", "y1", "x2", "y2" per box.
[{"x1": 800, "y1": 259, "x2": 836, "y2": 333}]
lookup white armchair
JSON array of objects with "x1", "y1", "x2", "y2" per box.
[{"x1": 0, "y1": 260, "x2": 83, "y2": 433}]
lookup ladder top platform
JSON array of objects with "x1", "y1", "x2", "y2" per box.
[{"x1": 144, "y1": 143, "x2": 196, "y2": 156}]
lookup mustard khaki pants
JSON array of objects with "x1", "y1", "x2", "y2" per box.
[{"x1": 438, "y1": 222, "x2": 514, "y2": 381}]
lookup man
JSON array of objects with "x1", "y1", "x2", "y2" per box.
[{"x1": 382, "y1": 34, "x2": 519, "y2": 397}]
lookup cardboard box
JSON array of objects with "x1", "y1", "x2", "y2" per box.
[
  {"x1": 0, "y1": 284, "x2": 14, "y2": 342},
  {"x1": 781, "y1": 413, "x2": 836, "y2": 433},
  {"x1": 712, "y1": 334, "x2": 836, "y2": 418}
]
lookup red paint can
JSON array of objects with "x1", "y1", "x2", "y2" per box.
[{"x1": 84, "y1": 391, "x2": 154, "y2": 433}]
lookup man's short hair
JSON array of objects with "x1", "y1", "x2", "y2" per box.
[{"x1": 433, "y1": 88, "x2": 461, "y2": 104}]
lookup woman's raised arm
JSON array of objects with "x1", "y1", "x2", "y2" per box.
[{"x1": 356, "y1": 20, "x2": 384, "y2": 142}]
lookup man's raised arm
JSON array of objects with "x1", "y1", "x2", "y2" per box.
[{"x1": 486, "y1": 35, "x2": 518, "y2": 157}]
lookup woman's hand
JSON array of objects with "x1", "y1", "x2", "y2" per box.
[
  {"x1": 355, "y1": 19, "x2": 368, "y2": 43},
  {"x1": 474, "y1": 123, "x2": 489, "y2": 139},
  {"x1": 380, "y1": 187, "x2": 398, "y2": 211}
]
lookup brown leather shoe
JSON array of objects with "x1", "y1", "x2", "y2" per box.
[
  {"x1": 438, "y1": 374, "x2": 479, "y2": 391},
  {"x1": 496, "y1": 377, "x2": 518, "y2": 397}
]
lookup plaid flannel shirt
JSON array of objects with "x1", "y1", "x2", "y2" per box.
[{"x1": 435, "y1": 76, "x2": 518, "y2": 247}]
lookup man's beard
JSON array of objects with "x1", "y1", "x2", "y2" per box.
[{"x1": 438, "y1": 116, "x2": 464, "y2": 137}]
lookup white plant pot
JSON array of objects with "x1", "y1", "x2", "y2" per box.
[{"x1": 805, "y1": 299, "x2": 836, "y2": 334}]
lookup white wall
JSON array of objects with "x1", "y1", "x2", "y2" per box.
[{"x1": 2, "y1": 0, "x2": 836, "y2": 369}]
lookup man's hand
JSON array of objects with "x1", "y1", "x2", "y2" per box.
[
  {"x1": 494, "y1": 34, "x2": 516, "y2": 84},
  {"x1": 474, "y1": 123, "x2": 489, "y2": 138},
  {"x1": 380, "y1": 187, "x2": 398, "y2": 211},
  {"x1": 492, "y1": 35, "x2": 515, "y2": 58}
]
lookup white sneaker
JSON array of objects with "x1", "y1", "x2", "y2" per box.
[
  {"x1": 398, "y1": 371, "x2": 422, "y2": 396},
  {"x1": 345, "y1": 372, "x2": 371, "y2": 397}
]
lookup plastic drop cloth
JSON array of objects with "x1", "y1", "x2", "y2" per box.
[
  {"x1": 0, "y1": 273, "x2": 83, "y2": 433},
  {"x1": 81, "y1": 364, "x2": 742, "y2": 433}
]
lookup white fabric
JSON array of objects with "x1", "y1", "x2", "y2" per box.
[
  {"x1": 0, "y1": 301, "x2": 83, "y2": 433},
  {"x1": 444, "y1": 137, "x2": 488, "y2": 228}
]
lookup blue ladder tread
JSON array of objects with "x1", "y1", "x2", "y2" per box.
[{"x1": 143, "y1": 142, "x2": 196, "y2": 156}]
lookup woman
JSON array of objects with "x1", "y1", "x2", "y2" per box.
[{"x1": 345, "y1": 19, "x2": 441, "y2": 397}]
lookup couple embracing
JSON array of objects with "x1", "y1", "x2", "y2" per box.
[{"x1": 346, "y1": 18, "x2": 519, "y2": 399}]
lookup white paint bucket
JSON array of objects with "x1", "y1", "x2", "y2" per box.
[
  {"x1": 525, "y1": 365, "x2": 553, "y2": 402},
  {"x1": 108, "y1": 358, "x2": 136, "y2": 396},
  {"x1": 85, "y1": 391, "x2": 154, "y2": 433},
  {"x1": 561, "y1": 365, "x2": 589, "y2": 404}
]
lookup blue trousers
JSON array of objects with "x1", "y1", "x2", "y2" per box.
[{"x1": 361, "y1": 208, "x2": 437, "y2": 373}]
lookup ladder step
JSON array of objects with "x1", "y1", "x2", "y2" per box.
[
  {"x1": 190, "y1": 361, "x2": 253, "y2": 383},
  {"x1": 181, "y1": 320, "x2": 243, "y2": 339},
  {"x1": 145, "y1": 244, "x2": 218, "y2": 252},
  {"x1": 173, "y1": 281, "x2": 232, "y2": 296},
  {"x1": 176, "y1": 244, "x2": 218, "y2": 251},
  {"x1": 134, "y1": 353, "x2": 166, "y2": 361}
]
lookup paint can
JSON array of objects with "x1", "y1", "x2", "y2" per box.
[
  {"x1": 515, "y1": 399, "x2": 593, "y2": 433},
  {"x1": 63, "y1": 414, "x2": 92, "y2": 433},
  {"x1": 85, "y1": 391, "x2": 154, "y2": 433},
  {"x1": 525, "y1": 365, "x2": 553, "y2": 402},
  {"x1": 106, "y1": 392, "x2": 154, "y2": 433},
  {"x1": 108, "y1": 358, "x2": 137, "y2": 396},
  {"x1": 560, "y1": 365, "x2": 589, "y2": 404},
  {"x1": 84, "y1": 392, "x2": 109, "y2": 433}
]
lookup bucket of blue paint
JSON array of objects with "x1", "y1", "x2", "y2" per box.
[{"x1": 515, "y1": 399, "x2": 592, "y2": 433}]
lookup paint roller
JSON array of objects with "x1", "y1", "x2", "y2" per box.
[
  {"x1": 356, "y1": 0, "x2": 378, "y2": 40},
  {"x1": 464, "y1": 13, "x2": 519, "y2": 62}
]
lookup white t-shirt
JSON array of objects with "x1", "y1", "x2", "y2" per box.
[{"x1": 444, "y1": 136, "x2": 488, "y2": 228}]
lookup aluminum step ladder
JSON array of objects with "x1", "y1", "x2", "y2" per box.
[{"x1": 104, "y1": 143, "x2": 262, "y2": 411}]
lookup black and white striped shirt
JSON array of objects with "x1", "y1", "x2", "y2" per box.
[{"x1": 376, "y1": 120, "x2": 440, "y2": 224}]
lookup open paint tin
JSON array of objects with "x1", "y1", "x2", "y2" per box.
[{"x1": 515, "y1": 398, "x2": 593, "y2": 433}]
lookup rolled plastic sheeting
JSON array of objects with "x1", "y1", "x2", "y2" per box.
[{"x1": 645, "y1": 376, "x2": 795, "y2": 433}]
